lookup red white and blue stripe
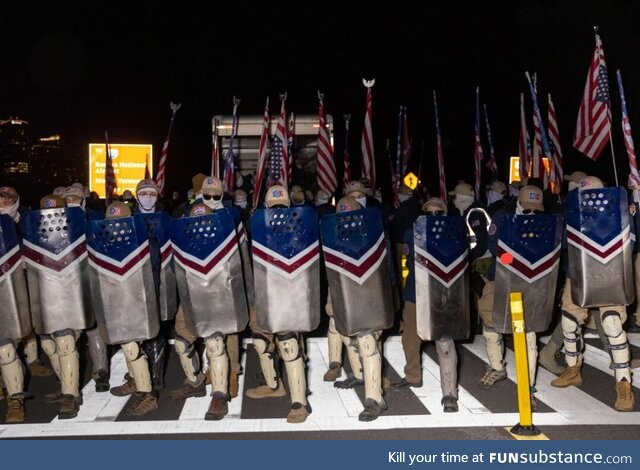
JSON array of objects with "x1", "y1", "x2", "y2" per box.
[{"x1": 323, "y1": 233, "x2": 386, "y2": 285}]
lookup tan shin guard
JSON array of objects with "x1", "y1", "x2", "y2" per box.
[
  {"x1": 254, "y1": 338, "x2": 278, "y2": 389},
  {"x1": 54, "y1": 334, "x2": 80, "y2": 397},
  {"x1": 40, "y1": 336, "x2": 61, "y2": 379},
  {"x1": 174, "y1": 339, "x2": 200, "y2": 384},
  {"x1": 357, "y1": 334, "x2": 382, "y2": 403},
  {"x1": 327, "y1": 317, "x2": 343, "y2": 366},
  {"x1": 205, "y1": 336, "x2": 228, "y2": 395},
  {"x1": 482, "y1": 327, "x2": 504, "y2": 370},
  {"x1": 525, "y1": 332, "x2": 538, "y2": 387},
  {"x1": 121, "y1": 342, "x2": 152, "y2": 393},
  {"x1": 561, "y1": 313, "x2": 582, "y2": 367},
  {"x1": 601, "y1": 313, "x2": 632, "y2": 382},
  {"x1": 0, "y1": 343, "x2": 24, "y2": 396},
  {"x1": 23, "y1": 333, "x2": 38, "y2": 365},
  {"x1": 278, "y1": 338, "x2": 307, "y2": 405},
  {"x1": 342, "y1": 336, "x2": 363, "y2": 380}
]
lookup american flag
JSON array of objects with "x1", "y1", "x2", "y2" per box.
[
  {"x1": 531, "y1": 102, "x2": 545, "y2": 181},
  {"x1": 104, "y1": 131, "x2": 117, "y2": 205},
  {"x1": 222, "y1": 98, "x2": 239, "y2": 194},
  {"x1": 287, "y1": 112, "x2": 295, "y2": 184},
  {"x1": 483, "y1": 104, "x2": 498, "y2": 175},
  {"x1": 433, "y1": 90, "x2": 447, "y2": 201},
  {"x1": 519, "y1": 93, "x2": 532, "y2": 180},
  {"x1": 401, "y1": 106, "x2": 411, "y2": 176},
  {"x1": 252, "y1": 97, "x2": 270, "y2": 210},
  {"x1": 316, "y1": 93, "x2": 337, "y2": 195},
  {"x1": 474, "y1": 87, "x2": 483, "y2": 199},
  {"x1": 547, "y1": 93, "x2": 564, "y2": 189},
  {"x1": 525, "y1": 72, "x2": 554, "y2": 187},
  {"x1": 616, "y1": 70, "x2": 640, "y2": 188},
  {"x1": 156, "y1": 102, "x2": 181, "y2": 196},
  {"x1": 343, "y1": 114, "x2": 352, "y2": 190},
  {"x1": 360, "y1": 79, "x2": 376, "y2": 190},
  {"x1": 268, "y1": 96, "x2": 289, "y2": 188},
  {"x1": 573, "y1": 32, "x2": 612, "y2": 161}
]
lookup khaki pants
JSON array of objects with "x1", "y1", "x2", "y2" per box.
[
  {"x1": 400, "y1": 301, "x2": 422, "y2": 383},
  {"x1": 561, "y1": 279, "x2": 626, "y2": 323}
]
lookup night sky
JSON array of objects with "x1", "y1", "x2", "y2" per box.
[{"x1": 2, "y1": 1, "x2": 640, "y2": 195}]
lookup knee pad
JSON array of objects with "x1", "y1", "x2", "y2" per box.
[
  {"x1": 53, "y1": 333, "x2": 77, "y2": 357},
  {"x1": 601, "y1": 311, "x2": 623, "y2": 339},
  {"x1": 253, "y1": 334, "x2": 274, "y2": 355},
  {"x1": 122, "y1": 342, "x2": 144, "y2": 362},
  {"x1": 561, "y1": 311, "x2": 582, "y2": 356},
  {"x1": 356, "y1": 332, "x2": 378, "y2": 358},
  {"x1": 174, "y1": 336, "x2": 195, "y2": 357},
  {"x1": 277, "y1": 338, "x2": 301, "y2": 362},
  {"x1": 0, "y1": 343, "x2": 17, "y2": 366},
  {"x1": 205, "y1": 335, "x2": 226, "y2": 358},
  {"x1": 41, "y1": 336, "x2": 56, "y2": 356}
]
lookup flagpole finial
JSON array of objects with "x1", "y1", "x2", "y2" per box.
[
  {"x1": 279, "y1": 92, "x2": 287, "y2": 102},
  {"x1": 362, "y1": 78, "x2": 375, "y2": 88},
  {"x1": 317, "y1": 90, "x2": 324, "y2": 101},
  {"x1": 233, "y1": 96, "x2": 241, "y2": 105},
  {"x1": 593, "y1": 25, "x2": 599, "y2": 34},
  {"x1": 170, "y1": 102, "x2": 182, "y2": 112}
]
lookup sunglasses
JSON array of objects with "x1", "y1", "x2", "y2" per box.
[
  {"x1": 522, "y1": 209, "x2": 543, "y2": 214},
  {"x1": 202, "y1": 194, "x2": 222, "y2": 201}
]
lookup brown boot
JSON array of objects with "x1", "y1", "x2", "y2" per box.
[
  {"x1": 29, "y1": 359, "x2": 54, "y2": 377},
  {"x1": 127, "y1": 392, "x2": 158, "y2": 416},
  {"x1": 323, "y1": 362, "x2": 342, "y2": 382},
  {"x1": 229, "y1": 372, "x2": 239, "y2": 399},
  {"x1": 58, "y1": 395, "x2": 81, "y2": 419},
  {"x1": 245, "y1": 381, "x2": 286, "y2": 399},
  {"x1": 5, "y1": 394, "x2": 25, "y2": 423},
  {"x1": 169, "y1": 376, "x2": 206, "y2": 401},
  {"x1": 286, "y1": 402, "x2": 311, "y2": 423},
  {"x1": 110, "y1": 374, "x2": 136, "y2": 397},
  {"x1": 614, "y1": 378, "x2": 635, "y2": 411},
  {"x1": 551, "y1": 364, "x2": 582, "y2": 388},
  {"x1": 204, "y1": 392, "x2": 228, "y2": 420}
]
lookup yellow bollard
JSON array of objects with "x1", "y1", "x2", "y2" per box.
[{"x1": 509, "y1": 292, "x2": 541, "y2": 436}]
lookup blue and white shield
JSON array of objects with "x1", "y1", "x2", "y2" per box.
[
  {"x1": 251, "y1": 206, "x2": 320, "y2": 333},
  {"x1": 0, "y1": 215, "x2": 31, "y2": 341},
  {"x1": 493, "y1": 214, "x2": 562, "y2": 334},
  {"x1": 566, "y1": 187, "x2": 634, "y2": 307},
  {"x1": 86, "y1": 215, "x2": 159, "y2": 344},
  {"x1": 320, "y1": 206, "x2": 393, "y2": 336},
  {"x1": 21, "y1": 207, "x2": 94, "y2": 334},
  {"x1": 135, "y1": 212, "x2": 177, "y2": 321},
  {"x1": 170, "y1": 209, "x2": 248, "y2": 337},
  {"x1": 414, "y1": 215, "x2": 469, "y2": 341}
]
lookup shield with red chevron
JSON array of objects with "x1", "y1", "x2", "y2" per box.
[
  {"x1": 493, "y1": 214, "x2": 562, "y2": 334},
  {"x1": 566, "y1": 187, "x2": 634, "y2": 308},
  {"x1": 226, "y1": 204, "x2": 255, "y2": 311},
  {"x1": 136, "y1": 212, "x2": 177, "y2": 321},
  {"x1": 251, "y1": 206, "x2": 320, "y2": 333},
  {"x1": 0, "y1": 214, "x2": 31, "y2": 340},
  {"x1": 170, "y1": 209, "x2": 248, "y2": 337},
  {"x1": 320, "y1": 206, "x2": 393, "y2": 336},
  {"x1": 22, "y1": 207, "x2": 94, "y2": 335},
  {"x1": 414, "y1": 215, "x2": 469, "y2": 341},
  {"x1": 86, "y1": 215, "x2": 159, "y2": 344}
]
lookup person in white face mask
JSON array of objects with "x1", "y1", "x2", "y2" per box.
[
  {"x1": 63, "y1": 185, "x2": 86, "y2": 210},
  {"x1": 200, "y1": 176, "x2": 224, "y2": 211},
  {"x1": 449, "y1": 182, "x2": 476, "y2": 215},
  {"x1": 345, "y1": 180, "x2": 367, "y2": 208},
  {"x1": 135, "y1": 179, "x2": 159, "y2": 213},
  {"x1": 0, "y1": 186, "x2": 22, "y2": 224},
  {"x1": 486, "y1": 180, "x2": 507, "y2": 211}
]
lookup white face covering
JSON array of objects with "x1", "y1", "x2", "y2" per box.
[
  {"x1": 398, "y1": 194, "x2": 411, "y2": 203},
  {"x1": 487, "y1": 190, "x2": 504, "y2": 206},
  {"x1": 204, "y1": 198, "x2": 224, "y2": 211},
  {"x1": 0, "y1": 198, "x2": 20, "y2": 223},
  {"x1": 315, "y1": 197, "x2": 329, "y2": 206},
  {"x1": 236, "y1": 201, "x2": 247, "y2": 209},
  {"x1": 355, "y1": 196, "x2": 367, "y2": 208},
  {"x1": 633, "y1": 189, "x2": 640, "y2": 204},
  {"x1": 454, "y1": 194, "x2": 474, "y2": 213},
  {"x1": 67, "y1": 201, "x2": 86, "y2": 211},
  {"x1": 137, "y1": 195, "x2": 157, "y2": 213},
  {"x1": 236, "y1": 175, "x2": 243, "y2": 188},
  {"x1": 515, "y1": 201, "x2": 525, "y2": 215}
]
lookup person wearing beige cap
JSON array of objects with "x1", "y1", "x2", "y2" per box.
[
  {"x1": 448, "y1": 182, "x2": 475, "y2": 214},
  {"x1": 551, "y1": 176, "x2": 635, "y2": 411},
  {"x1": 290, "y1": 185, "x2": 306, "y2": 206},
  {"x1": 393, "y1": 197, "x2": 460, "y2": 412},
  {"x1": 564, "y1": 171, "x2": 588, "y2": 191}
]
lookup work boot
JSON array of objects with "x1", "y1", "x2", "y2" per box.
[
  {"x1": 245, "y1": 382, "x2": 286, "y2": 399},
  {"x1": 286, "y1": 402, "x2": 311, "y2": 423},
  {"x1": 442, "y1": 395, "x2": 458, "y2": 413},
  {"x1": 204, "y1": 392, "x2": 228, "y2": 421},
  {"x1": 127, "y1": 392, "x2": 158, "y2": 416},
  {"x1": 334, "y1": 375, "x2": 364, "y2": 389},
  {"x1": 551, "y1": 364, "x2": 582, "y2": 388},
  {"x1": 358, "y1": 397, "x2": 387, "y2": 422},
  {"x1": 29, "y1": 359, "x2": 54, "y2": 377},
  {"x1": 93, "y1": 369, "x2": 110, "y2": 393},
  {"x1": 58, "y1": 394, "x2": 81, "y2": 419},
  {"x1": 538, "y1": 343, "x2": 565, "y2": 375},
  {"x1": 169, "y1": 376, "x2": 207, "y2": 400},
  {"x1": 477, "y1": 366, "x2": 507, "y2": 390},
  {"x1": 323, "y1": 362, "x2": 342, "y2": 382},
  {"x1": 229, "y1": 371, "x2": 239, "y2": 399},
  {"x1": 110, "y1": 373, "x2": 136, "y2": 397},
  {"x1": 5, "y1": 394, "x2": 25, "y2": 423},
  {"x1": 614, "y1": 378, "x2": 635, "y2": 412}
]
